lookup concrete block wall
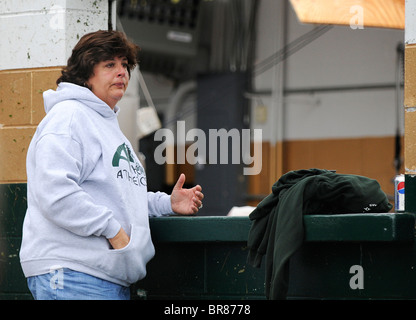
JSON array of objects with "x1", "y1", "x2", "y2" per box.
[
  {"x1": 405, "y1": 43, "x2": 416, "y2": 174},
  {"x1": 0, "y1": 0, "x2": 108, "y2": 184},
  {"x1": 0, "y1": 67, "x2": 62, "y2": 183},
  {"x1": 405, "y1": 1, "x2": 416, "y2": 212}
]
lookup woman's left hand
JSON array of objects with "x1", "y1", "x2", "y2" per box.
[{"x1": 171, "y1": 173, "x2": 204, "y2": 215}]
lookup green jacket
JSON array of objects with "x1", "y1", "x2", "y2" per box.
[{"x1": 247, "y1": 168, "x2": 392, "y2": 299}]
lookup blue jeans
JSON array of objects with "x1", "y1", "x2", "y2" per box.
[{"x1": 27, "y1": 268, "x2": 130, "y2": 300}]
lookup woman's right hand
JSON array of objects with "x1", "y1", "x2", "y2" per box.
[{"x1": 108, "y1": 228, "x2": 130, "y2": 249}]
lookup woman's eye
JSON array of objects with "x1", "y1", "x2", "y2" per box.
[{"x1": 106, "y1": 63, "x2": 114, "y2": 68}]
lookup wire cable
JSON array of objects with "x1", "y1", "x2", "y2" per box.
[{"x1": 254, "y1": 25, "x2": 333, "y2": 76}]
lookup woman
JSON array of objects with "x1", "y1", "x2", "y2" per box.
[{"x1": 19, "y1": 30, "x2": 203, "y2": 300}]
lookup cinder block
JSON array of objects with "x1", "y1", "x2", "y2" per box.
[
  {"x1": 0, "y1": 71, "x2": 31, "y2": 126},
  {"x1": 0, "y1": 67, "x2": 62, "y2": 183},
  {"x1": 31, "y1": 67, "x2": 62, "y2": 124},
  {"x1": 405, "y1": 44, "x2": 416, "y2": 107},
  {"x1": 405, "y1": 109, "x2": 416, "y2": 173},
  {"x1": 0, "y1": 126, "x2": 36, "y2": 182}
]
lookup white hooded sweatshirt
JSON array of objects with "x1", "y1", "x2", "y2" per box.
[{"x1": 20, "y1": 82, "x2": 173, "y2": 287}]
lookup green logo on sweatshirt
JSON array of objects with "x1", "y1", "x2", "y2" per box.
[{"x1": 112, "y1": 143, "x2": 146, "y2": 186}]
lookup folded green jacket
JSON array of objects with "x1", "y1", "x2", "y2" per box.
[{"x1": 247, "y1": 168, "x2": 393, "y2": 299}]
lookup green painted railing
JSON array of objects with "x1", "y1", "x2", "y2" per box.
[{"x1": 1, "y1": 184, "x2": 415, "y2": 300}]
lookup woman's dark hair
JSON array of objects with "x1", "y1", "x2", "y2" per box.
[{"x1": 57, "y1": 30, "x2": 140, "y2": 87}]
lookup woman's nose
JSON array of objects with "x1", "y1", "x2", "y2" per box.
[{"x1": 117, "y1": 65, "x2": 126, "y2": 77}]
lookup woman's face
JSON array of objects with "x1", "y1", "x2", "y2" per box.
[{"x1": 86, "y1": 55, "x2": 129, "y2": 109}]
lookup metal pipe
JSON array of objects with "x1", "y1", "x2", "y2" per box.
[{"x1": 245, "y1": 83, "x2": 404, "y2": 98}]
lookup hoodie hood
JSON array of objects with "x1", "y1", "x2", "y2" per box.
[{"x1": 43, "y1": 82, "x2": 119, "y2": 117}]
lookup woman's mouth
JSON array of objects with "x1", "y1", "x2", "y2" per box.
[{"x1": 112, "y1": 82, "x2": 125, "y2": 89}]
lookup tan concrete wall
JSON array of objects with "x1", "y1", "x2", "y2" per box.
[
  {"x1": 246, "y1": 137, "x2": 401, "y2": 206},
  {"x1": 0, "y1": 67, "x2": 62, "y2": 183},
  {"x1": 405, "y1": 44, "x2": 416, "y2": 175}
]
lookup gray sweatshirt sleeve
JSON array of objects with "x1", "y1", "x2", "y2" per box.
[{"x1": 147, "y1": 191, "x2": 174, "y2": 217}]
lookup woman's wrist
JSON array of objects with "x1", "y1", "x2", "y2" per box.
[{"x1": 108, "y1": 228, "x2": 130, "y2": 249}]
